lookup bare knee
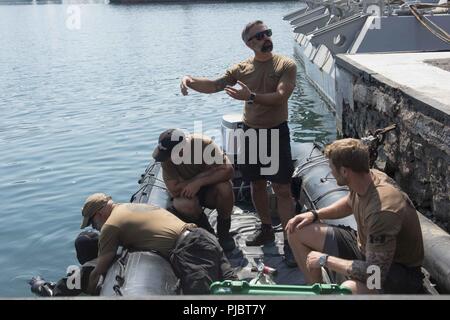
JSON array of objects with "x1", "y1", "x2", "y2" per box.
[
  {"x1": 287, "y1": 226, "x2": 309, "y2": 247},
  {"x1": 287, "y1": 228, "x2": 300, "y2": 247},
  {"x1": 173, "y1": 197, "x2": 202, "y2": 219},
  {"x1": 341, "y1": 280, "x2": 377, "y2": 295},
  {"x1": 341, "y1": 280, "x2": 357, "y2": 294},
  {"x1": 287, "y1": 223, "x2": 327, "y2": 250}
]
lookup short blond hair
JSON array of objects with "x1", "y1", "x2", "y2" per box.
[{"x1": 324, "y1": 138, "x2": 370, "y2": 173}]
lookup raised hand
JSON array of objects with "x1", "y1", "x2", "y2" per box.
[{"x1": 224, "y1": 80, "x2": 251, "y2": 101}]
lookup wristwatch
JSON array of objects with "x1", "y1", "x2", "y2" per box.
[
  {"x1": 319, "y1": 254, "x2": 329, "y2": 268},
  {"x1": 247, "y1": 92, "x2": 256, "y2": 104}
]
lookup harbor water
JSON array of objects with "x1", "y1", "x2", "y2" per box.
[{"x1": 0, "y1": 1, "x2": 336, "y2": 296}]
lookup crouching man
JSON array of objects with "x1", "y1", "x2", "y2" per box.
[
  {"x1": 286, "y1": 138, "x2": 424, "y2": 294},
  {"x1": 81, "y1": 193, "x2": 237, "y2": 295},
  {"x1": 152, "y1": 129, "x2": 236, "y2": 252}
]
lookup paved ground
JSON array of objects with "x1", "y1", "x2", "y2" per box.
[
  {"x1": 340, "y1": 51, "x2": 450, "y2": 114},
  {"x1": 424, "y1": 58, "x2": 450, "y2": 72}
]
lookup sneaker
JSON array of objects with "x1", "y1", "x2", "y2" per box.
[
  {"x1": 219, "y1": 235, "x2": 236, "y2": 252},
  {"x1": 245, "y1": 225, "x2": 275, "y2": 246},
  {"x1": 283, "y1": 242, "x2": 297, "y2": 268}
]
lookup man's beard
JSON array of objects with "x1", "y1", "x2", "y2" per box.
[{"x1": 261, "y1": 40, "x2": 273, "y2": 53}]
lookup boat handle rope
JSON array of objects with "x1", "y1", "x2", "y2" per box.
[
  {"x1": 312, "y1": 187, "x2": 349, "y2": 205},
  {"x1": 293, "y1": 158, "x2": 329, "y2": 177},
  {"x1": 320, "y1": 171, "x2": 336, "y2": 182}
]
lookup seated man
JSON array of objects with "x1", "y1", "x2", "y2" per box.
[
  {"x1": 152, "y1": 128, "x2": 235, "y2": 251},
  {"x1": 80, "y1": 193, "x2": 237, "y2": 295},
  {"x1": 286, "y1": 138, "x2": 424, "y2": 294},
  {"x1": 29, "y1": 230, "x2": 99, "y2": 297}
]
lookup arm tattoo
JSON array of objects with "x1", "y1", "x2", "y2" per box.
[
  {"x1": 347, "y1": 260, "x2": 369, "y2": 282},
  {"x1": 214, "y1": 78, "x2": 228, "y2": 92},
  {"x1": 347, "y1": 247, "x2": 395, "y2": 284}
]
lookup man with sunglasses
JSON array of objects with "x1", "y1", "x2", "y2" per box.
[
  {"x1": 180, "y1": 20, "x2": 298, "y2": 267},
  {"x1": 80, "y1": 193, "x2": 237, "y2": 295}
]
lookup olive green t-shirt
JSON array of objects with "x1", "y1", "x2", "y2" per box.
[
  {"x1": 349, "y1": 169, "x2": 424, "y2": 267},
  {"x1": 219, "y1": 54, "x2": 297, "y2": 129},
  {"x1": 98, "y1": 203, "x2": 193, "y2": 259},
  {"x1": 162, "y1": 134, "x2": 228, "y2": 182}
]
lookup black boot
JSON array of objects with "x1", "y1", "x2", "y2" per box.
[
  {"x1": 245, "y1": 223, "x2": 275, "y2": 246},
  {"x1": 194, "y1": 212, "x2": 216, "y2": 236},
  {"x1": 217, "y1": 216, "x2": 236, "y2": 252}
]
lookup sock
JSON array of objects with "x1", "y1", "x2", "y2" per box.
[{"x1": 217, "y1": 216, "x2": 231, "y2": 239}]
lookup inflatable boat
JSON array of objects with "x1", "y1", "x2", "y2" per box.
[
  {"x1": 28, "y1": 113, "x2": 449, "y2": 296},
  {"x1": 98, "y1": 114, "x2": 448, "y2": 296},
  {"x1": 99, "y1": 114, "x2": 360, "y2": 296}
]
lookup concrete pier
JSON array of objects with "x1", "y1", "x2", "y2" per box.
[{"x1": 335, "y1": 51, "x2": 450, "y2": 230}]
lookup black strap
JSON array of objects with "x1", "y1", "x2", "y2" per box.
[{"x1": 311, "y1": 209, "x2": 319, "y2": 222}]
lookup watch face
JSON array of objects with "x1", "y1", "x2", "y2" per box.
[{"x1": 319, "y1": 255, "x2": 326, "y2": 267}]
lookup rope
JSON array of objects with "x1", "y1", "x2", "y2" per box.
[
  {"x1": 409, "y1": 4, "x2": 450, "y2": 44},
  {"x1": 130, "y1": 161, "x2": 170, "y2": 203},
  {"x1": 414, "y1": 3, "x2": 450, "y2": 10}
]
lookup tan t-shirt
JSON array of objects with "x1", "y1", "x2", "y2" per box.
[
  {"x1": 162, "y1": 134, "x2": 228, "y2": 182},
  {"x1": 219, "y1": 54, "x2": 297, "y2": 129},
  {"x1": 349, "y1": 169, "x2": 424, "y2": 267},
  {"x1": 98, "y1": 203, "x2": 193, "y2": 259}
]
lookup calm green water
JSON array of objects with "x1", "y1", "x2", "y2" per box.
[{"x1": 0, "y1": 1, "x2": 336, "y2": 296}]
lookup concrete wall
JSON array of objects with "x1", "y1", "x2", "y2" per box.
[{"x1": 335, "y1": 55, "x2": 450, "y2": 231}]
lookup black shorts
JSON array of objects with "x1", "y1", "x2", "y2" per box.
[
  {"x1": 239, "y1": 121, "x2": 294, "y2": 184},
  {"x1": 324, "y1": 225, "x2": 424, "y2": 294}
]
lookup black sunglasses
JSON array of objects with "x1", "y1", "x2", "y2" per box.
[{"x1": 247, "y1": 29, "x2": 272, "y2": 42}]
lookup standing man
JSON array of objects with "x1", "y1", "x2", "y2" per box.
[
  {"x1": 152, "y1": 129, "x2": 236, "y2": 252},
  {"x1": 80, "y1": 193, "x2": 237, "y2": 295},
  {"x1": 286, "y1": 139, "x2": 424, "y2": 293},
  {"x1": 180, "y1": 20, "x2": 297, "y2": 266}
]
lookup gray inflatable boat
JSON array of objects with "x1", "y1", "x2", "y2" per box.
[
  {"x1": 100, "y1": 114, "x2": 450, "y2": 295},
  {"x1": 99, "y1": 114, "x2": 359, "y2": 296}
]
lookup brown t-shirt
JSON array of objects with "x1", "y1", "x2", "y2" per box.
[
  {"x1": 219, "y1": 54, "x2": 297, "y2": 129},
  {"x1": 98, "y1": 203, "x2": 193, "y2": 259},
  {"x1": 349, "y1": 169, "x2": 424, "y2": 267},
  {"x1": 162, "y1": 134, "x2": 228, "y2": 182}
]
